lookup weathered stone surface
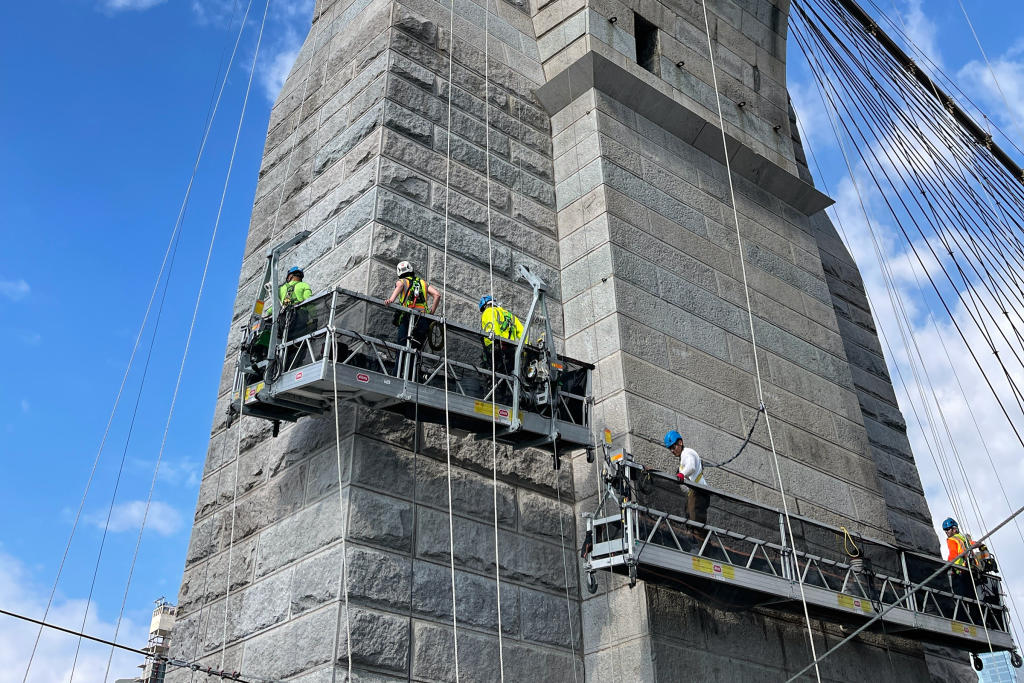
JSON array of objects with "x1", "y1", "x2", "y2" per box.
[{"x1": 173, "y1": 1, "x2": 946, "y2": 681}]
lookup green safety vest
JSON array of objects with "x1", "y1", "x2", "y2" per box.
[{"x1": 399, "y1": 277, "x2": 429, "y2": 311}]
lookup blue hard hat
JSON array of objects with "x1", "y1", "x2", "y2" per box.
[
  {"x1": 942, "y1": 518, "x2": 958, "y2": 531},
  {"x1": 664, "y1": 430, "x2": 683, "y2": 449},
  {"x1": 479, "y1": 295, "x2": 494, "y2": 311},
  {"x1": 288, "y1": 266, "x2": 303, "y2": 275}
]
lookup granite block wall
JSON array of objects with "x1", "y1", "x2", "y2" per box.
[{"x1": 166, "y1": 0, "x2": 976, "y2": 678}]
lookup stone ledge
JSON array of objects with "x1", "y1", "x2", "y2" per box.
[{"x1": 535, "y1": 51, "x2": 833, "y2": 216}]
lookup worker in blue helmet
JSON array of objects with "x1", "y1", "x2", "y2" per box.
[
  {"x1": 942, "y1": 517, "x2": 981, "y2": 598},
  {"x1": 479, "y1": 296, "x2": 525, "y2": 400},
  {"x1": 665, "y1": 430, "x2": 710, "y2": 532}
]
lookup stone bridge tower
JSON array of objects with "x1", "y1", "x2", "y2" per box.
[{"x1": 166, "y1": 0, "x2": 975, "y2": 680}]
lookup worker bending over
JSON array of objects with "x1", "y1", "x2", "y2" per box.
[
  {"x1": 665, "y1": 431, "x2": 710, "y2": 532},
  {"x1": 479, "y1": 296, "x2": 525, "y2": 375},
  {"x1": 384, "y1": 261, "x2": 440, "y2": 376}
]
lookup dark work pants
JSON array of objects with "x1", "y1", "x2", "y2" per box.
[{"x1": 393, "y1": 314, "x2": 429, "y2": 377}]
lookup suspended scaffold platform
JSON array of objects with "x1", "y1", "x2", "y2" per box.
[
  {"x1": 228, "y1": 234, "x2": 593, "y2": 466},
  {"x1": 583, "y1": 445, "x2": 1019, "y2": 658}
]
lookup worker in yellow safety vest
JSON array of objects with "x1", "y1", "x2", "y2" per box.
[
  {"x1": 384, "y1": 261, "x2": 440, "y2": 376},
  {"x1": 255, "y1": 267, "x2": 315, "y2": 360},
  {"x1": 480, "y1": 296, "x2": 526, "y2": 369}
]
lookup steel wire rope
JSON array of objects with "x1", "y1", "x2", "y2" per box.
[
  {"x1": 794, "y1": 3, "x2": 1024, "y2": 471},
  {"x1": 287, "y1": 9, "x2": 357, "y2": 681},
  {"x1": 805, "y1": 0, "x2": 1024, "y2": 326},
  {"x1": 213, "y1": 0, "x2": 274, "y2": 675},
  {"x1": 481, "y1": 4, "x2": 507, "y2": 678},
  {"x1": 440, "y1": 0, "x2": 462, "y2": 675},
  {"x1": 697, "y1": 3, "x2": 822, "y2": 680},
  {"x1": 791, "y1": 8, "x2": 1024, "y2": 649},
  {"x1": 20, "y1": 3, "x2": 252, "y2": 679},
  {"x1": 330, "y1": 333, "x2": 354, "y2": 680},
  {"x1": 804, "y1": 0, "x2": 1007, "y2": 657},
  {"x1": 66, "y1": 258, "x2": 179, "y2": 683}
]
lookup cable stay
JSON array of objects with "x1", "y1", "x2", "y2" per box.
[
  {"x1": 227, "y1": 233, "x2": 594, "y2": 466},
  {"x1": 580, "y1": 441, "x2": 1020, "y2": 657}
]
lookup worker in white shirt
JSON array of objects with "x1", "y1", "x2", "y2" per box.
[{"x1": 664, "y1": 430, "x2": 710, "y2": 530}]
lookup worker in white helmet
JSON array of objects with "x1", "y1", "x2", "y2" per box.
[{"x1": 384, "y1": 261, "x2": 440, "y2": 376}]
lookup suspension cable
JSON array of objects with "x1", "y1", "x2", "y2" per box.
[{"x1": 697, "y1": 3, "x2": 822, "y2": 680}]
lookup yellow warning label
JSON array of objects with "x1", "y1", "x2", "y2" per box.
[
  {"x1": 254, "y1": 300, "x2": 265, "y2": 316},
  {"x1": 604, "y1": 429, "x2": 612, "y2": 445},
  {"x1": 951, "y1": 621, "x2": 978, "y2": 638},
  {"x1": 244, "y1": 382, "x2": 265, "y2": 404},
  {"x1": 838, "y1": 594, "x2": 872, "y2": 613},
  {"x1": 692, "y1": 557, "x2": 735, "y2": 579},
  {"x1": 474, "y1": 401, "x2": 513, "y2": 422}
]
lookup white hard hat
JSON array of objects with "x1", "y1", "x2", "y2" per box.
[{"x1": 397, "y1": 261, "x2": 414, "y2": 277}]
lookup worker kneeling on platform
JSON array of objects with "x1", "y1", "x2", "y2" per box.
[
  {"x1": 384, "y1": 261, "x2": 440, "y2": 376},
  {"x1": 479, "y1": 296, "x2": 525, "y2": 394},
  {"x1": 666, "y1": 431, "x2": 710, "y2": 532}
]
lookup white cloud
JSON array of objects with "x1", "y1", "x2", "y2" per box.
[
  {"x1": 260, "y1": 45, "x2": 301, "y2": 103},
  {"x1": 826, "y1": 161, "x2": 1024, "y2": 635},
  {"x1": 0, "y1": 552, "x2": 146, "y2": 683},
  {"x1": 958, "y1": 43, "x2": 1024, "y2": 142},
  {"x1": 86, "y1": 501, "x2": 182, "y2": 537},
  {"x1": 98, "y1": 0, "x2": 167, "y2": 11},
  {"x1": 897, "y1": 0, "x2": 943, "y2": 71},
  {"x1": 0, "y1": 279, "x2": 30, "y2": 302}
]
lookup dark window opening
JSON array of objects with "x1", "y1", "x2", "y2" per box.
[{"x1": 635, "y1": 13, "x2": 659, "y2": 74}]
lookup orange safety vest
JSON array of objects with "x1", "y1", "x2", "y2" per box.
[{"x1": 947, "y1": 532, "x2": 979, "y2": 569}]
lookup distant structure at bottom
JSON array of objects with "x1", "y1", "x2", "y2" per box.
[
  {"x1": 979, "y1": 651, "x2": 1020, "y2": 683},
  {"x1": 137, "y1": 599, "x2": 176, "y2": 683}
]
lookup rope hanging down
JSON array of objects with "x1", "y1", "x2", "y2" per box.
[
  {"x1": 440, "y1": 0, "x2": 462, "y2": 675},
  {"x1": 697, "y1": 2, "x2": 823, "y2": 681},
  {"x1": 703, "y1": 403, "x2": 764, "y2": 470}
]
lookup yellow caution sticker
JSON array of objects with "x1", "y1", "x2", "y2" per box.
[
  {"x1": 474, "y1": 401, "x2": 513, "y2": 422},
  {"x1": 244, "y1": 382, "x2": 265, "y2": 404},
  {"x1": 255, "y1": 300, "x2": 265, "y2": 316},
  {"x1": 604, "y1": 429, "x2": 612, "y2": 445},
  {"x1": 838, "y1": 594, "x2": 872, "y2": 613},
  {"x1": 692, "y1": 557, "x2": 735, "y2": 580},
  {"x1": 951, "y1": 621, "x2": 978, "y2": 638}
]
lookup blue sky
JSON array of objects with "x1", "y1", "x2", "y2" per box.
[{"x1": 2, "y1": 0, "x2": 1024, "y2": 680}]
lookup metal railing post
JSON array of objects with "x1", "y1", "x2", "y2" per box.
[
  {"x1": 779, "y1": 512, "x2": 792, "y2": 581},
  {"x1": 900, "y1": 551, "x2": 918, "y2": 613}
]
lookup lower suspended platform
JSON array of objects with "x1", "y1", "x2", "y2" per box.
[{"x1": 586, "y1": 465, "x2": 1015, "y2": 654}]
